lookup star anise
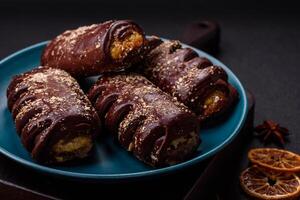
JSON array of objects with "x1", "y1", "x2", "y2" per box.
[{"x1": 254, "y1": 120, "x2": 289, "y2": 145}]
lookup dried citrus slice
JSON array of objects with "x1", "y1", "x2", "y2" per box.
[
  {"x1": 240, "y1": 166, "x2": 300, "y2": 200},
  {"x1": 248, "y1": 148, "x2": 300, "y2": 172}
]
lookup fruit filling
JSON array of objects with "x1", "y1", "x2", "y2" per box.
[{"x1": 110, "y1": 31, "x2": 144, "y2": 60}]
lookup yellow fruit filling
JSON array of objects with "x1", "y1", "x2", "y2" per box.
[
  {"x1": 164, "y1": 132, "x2": 198, "y2": 165},
  {"x1": 110, "y1": 31, "x2": 144, "y2": 60},
  {"x1": 52, "y1": 135, "x2": 92, "y2": 162},
  {"x1": 202, "y1": 90, "x2": 226, "y2": 117}
]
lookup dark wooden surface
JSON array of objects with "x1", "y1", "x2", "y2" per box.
[
  {"x1": 0, "y1": 180, "x2": 54, "y2": 200},
  {"x1": 185, "y1": 91, "x2": 255, "y2": 200},
  {"x1": 0, "y1": 2, "x2": 300, "y2": 199}
]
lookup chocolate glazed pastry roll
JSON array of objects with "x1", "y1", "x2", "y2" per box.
[
  {"x1": 7, "y1": 67, "x2": 101, "y2": 164},
  {"x1": 88, "y1": 74, "x2": 200, "y2": 167},
  {"x1": 141, "y1": 37, "x2": 238, "y2": 122},
  {"x1": 41, "y1": 20, "x2": 145, "y2": 77}
]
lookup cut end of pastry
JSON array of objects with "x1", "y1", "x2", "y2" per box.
[
  {"x1": 110, "y1": 31, "x2": 144, "y2": 61},
  {"x1": 202, "y1": 89, "x2": 227, "y2": 118},
  {"x1": 52, "y1": 134, "x2": 93, "y2": 163},
  {"x1": 164, "y1": 132, "x2": 199, "y2": 165}
]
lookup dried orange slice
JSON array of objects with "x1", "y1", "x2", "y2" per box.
[
  {"x1": 240, "y1": 166, "x2": 300, "y2": 200},
  {"x1": 248, "y1": 148, "x2": 300, "y2": 172}
]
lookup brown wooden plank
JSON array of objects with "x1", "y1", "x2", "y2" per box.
[{"x1": 0, "y1": 180, "x2": 58, "y2": 200}]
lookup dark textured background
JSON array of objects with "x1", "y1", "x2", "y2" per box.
[{"x1": 0, "y1": 1, "x2": 300, "y2": 199}]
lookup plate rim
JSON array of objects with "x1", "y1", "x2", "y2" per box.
[{"x1": 0, "y1": 40, "x2": 248, "y2": 180}]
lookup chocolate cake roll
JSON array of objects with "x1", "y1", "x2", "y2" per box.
[
  {"x1": 41, "y1": 20, "x2": 145, "y2": 77},
  {"x1": 142, "y1": 37, "x2": 238, "y2": 122},
  {"x1": 7, "y1": 67, "x2": 101, "y2": 164},
  {"x1": 88, "y1": 74, "x2": 200, "y2": 167}
]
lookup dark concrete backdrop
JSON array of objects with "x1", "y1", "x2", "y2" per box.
[{"x1": 1, "y1": 1, "x2": 300, "y2": 199}]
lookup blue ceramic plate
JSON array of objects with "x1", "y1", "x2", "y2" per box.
[{"x1": 0, "y1": 40, "x2": 248, "y2": 181}]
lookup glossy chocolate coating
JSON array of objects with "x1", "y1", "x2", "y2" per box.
[
  {"x1": 41, "y1": 20, "x2": 145, "y2": 77},
  {"x1": 182, "y1": 20, "x2": 220, "y2": 54},
  {"x1": 142, "y1": 37, "x2": 238, "y2": 122},
  {"x1": 7, "y1": 67, "x2": 101, "y2": 163},
  {"x1": 88, "y1": 73, "x2": 200, "y2": 167}
]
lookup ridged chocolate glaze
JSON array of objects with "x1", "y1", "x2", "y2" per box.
[
  {"x1": 41, "y1": 20, "x2": 145, "y2": 77},
  {"x1": 7, "y1": 67, "x2": 101, "y2": 163},
  {"x1": 142, "y1": 36, "x2": 238, "y2": 122},
  {"x1": 88, "y1": 73, "x2": 200, "y2": 167}
]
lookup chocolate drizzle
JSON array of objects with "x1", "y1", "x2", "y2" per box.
[
  {"x1": 142, "y1": 37, "x2": 238, "y2": 122},
  {"x1": 7, "y1": 67, "x2": 101, "y2": 163},
  {"x1": 88, "y1": 73, "x2": 200, "y2": 167},
  {"x1": 41, "y1": 20, "x2": 145, "y2": 77}
]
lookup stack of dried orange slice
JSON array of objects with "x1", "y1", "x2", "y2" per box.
[{"x1": 240, "y1": 148, "x2": 300, "y2": 200}]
